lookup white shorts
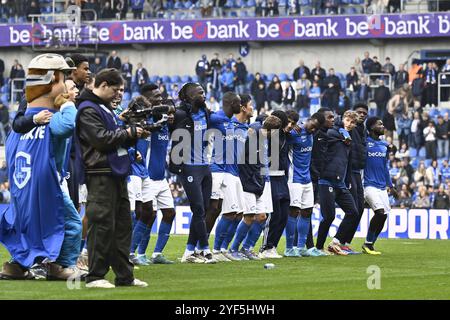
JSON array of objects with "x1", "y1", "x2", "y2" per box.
[
  {"x1": 288, "y1": 182, "x2": 314, "y2": 209},
  {"x1": 79, "y1": 184, "x2": 88, "y2": 204},
  {"x1": 364, "y1": 186, "x2": 391, "y2": 213},
  {"x1": 211, "y1": 172, "x2": 226, "y2": 200},
  {"x1": 128, "y1": 175, "x2": 153, "y2": 211},
  {"x1": 221, "y1": 173, "x2": 244, "y2": 214},
  {"x1": 242, "y1": 182, "x2": 273, "y2": 215},
  {"x1": 148, "y1": 179, "x2": 175, "y2": 210}
]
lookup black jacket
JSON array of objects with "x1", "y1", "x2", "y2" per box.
[
  {"x1": 310, "y1": 127, "x2": 328, "y2": 182},
  {"x1": 320, "y1": 125, "x2": 352, "y2": 186},
  {"x1": 12, "y1": 98, "x2": 36, "y2": 134},
  {"x1": 168, "y1": 101, "x2": 211, "y2": 174},
  {"x1": 350, "y1": 122, "x2": 367, "y2": 171},
  {"x1": 76, "y1": 89, "x2": 134, "y2": 174},
  {"x1": 238, "y1": 123, "x2": 265, "y2": 197},
  {"x1": 292, "y1": 65, "x2": 311, "y2": 81},
  {"x1": 107, "y1": 56, "x2": 122, "y2": 70}
]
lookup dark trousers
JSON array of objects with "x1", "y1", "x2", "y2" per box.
[
  {"x1": 316, "y1": 184, "x2": 358, "y2": 249},
  {"x1": 425, "y1": 140, "x2": 437, "y2": 160},
  {"x1": 263, "y1": 177, "x2": 290, "y2": 250},
  {"x1": 343, "y1": 172, "x2": 364, "y2": 244},
  {"x1": 85, "y1": 175, "x2": 134, "y2": 285},
  {"x1": 179, "y1": 165, "x2": 212, "y2": 249}
]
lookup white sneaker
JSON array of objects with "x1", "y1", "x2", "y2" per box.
[
  {"x1": 85, "y1": 279, "x2": 115, "y2": 289},
  {"x1": 180, "y1": 253, "x2": 205, "y2": 263},
  {"x1": 213, "y1": 252, "x2": 231, "y2": 262},
  {"x1": 260, "y1": 248, "x2": 283, "y2": 259},
  {"x1": 221, "y1": 251, "x2": 241, "y2": 261},
  {"x1": 131, "y1": 278, "x2": 148, "y2": 287}
]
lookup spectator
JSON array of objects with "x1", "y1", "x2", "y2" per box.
[
  {"x1": 251, "y1": 72, "x2": 265, "y2": 97},
  {"x1": 220, "y1": 66, "x2": 235, "y2": 93},
  {"x1": 310, "y1": 61, "x2": 326, "y2": 80},
  {"x1": 374, "y1": 79, "x2": 391, "y2": 118},
  {"x1": 426, "y1": 160, "x2": 441, "y2": 187},
  {"x1": 195, "y1": 54, "x2": 211, "y2": 92},
  {"x1": 135, "y1": 62, "x2": 149, "y2": 88},
  {"x1": 322, "y1": 68, "x2": 340, "y2": 111},
  {"x1": 352, "y1": 57, "x2": 363, "y2": 76},
  {"x1": 394, "y1": 63, "x2": 409, "y2": 89},
  {"x1": 436, "y1": 115, "x2": 449, "y2": 159},
  {"x1": 337, "y1": 91, "x2": 350, "y2": 116},
  {"x1": 382, "y1": 57, "x2": 396, "y2": 76},
  {"x1": 266, "y1": 0, "x2": 279, "y2": 16},
  {"x1": 234, "y1": 57, "x2": 248, "y2": 95},
  {"x1": 324, "y1": 0, "x2": 339, "y2": 14},
  {"x1": 84, "y1": 0, "x2": 101, "y2": 20},
  {"x1": 410, "y1": 111, "x2": 424, "y2": 149},
  {"x1": 423, "y1": 121, "x2": 437, "y2": 160},
  {"x1": 121, "y1": 57, "x2": 133, "y2": 93},
  {"x1": 114, "y1": 0, "x2": 128, "y2": 19},
  {"x1": 107, "y1": 50, "x2": 122, "y2": 70},
  {"x1": 10, "y1": 62, "x2": 25, "y2": 103},
  {"x1": 200, "y1": 0, "x2": 214, "y2": 17},
  {"x1": 345, "y1": 67, "x2": 359, "y2": 108},
  {"x1": 414, "y1": 162, "x2": 427, "y2": 186},
  {"x1": 440, "y1": 59, "x2": 450, "y2": 102},
  {"x1": 130, "y1": 0, "x2": 145, "y2": 19},
  {"x1": 292, "y1": 59, "x2": 311, "y2": 82},
  {"x1": 395, "y1": 143, "x2": 410, "y2": 160},
  {"x1": 282, "y1": 80, "x2": 296, "y2": 109},
  {"x1": 0, "y1": 161, "x2": 7, "y2": 184},
  {"x1": 206, "y1": 96, "x2": 220, "y2": 112},
  {"x1": 357, "y1": 77, "x2": 369, "y2": 103},
  {"x1": 171, "y1": 83, "x2": 180, "y2": 105},
  {"x1": 26, "y1": 1, "x2": 41, "y2": 21},
  {"x1": 387, "y1": 0, "x2": 401, "y2": 12},
  {"x1": 386, "y1": 136, "x2": 398, "y2": 156},
  {"x1": 413, "y1": 186, "x2": 431, "y2": 209},
  {"x1": 395, "y1": 159, "x2": 410, "y2": 187},
  {"x1": 286, "y1": 0, "x2": 300, "y2": 15},
  {"x1": 210, "y1": 52, "x2": 221, "y2": 70},
  {"x1": 295, "y1": 73, "x2": 311, "y2": 111},
  {"x1": 389, "y1": 160, "x2": 400, "y2": 185},
  {"x1": 441, "y1": 159, "x2": 450, "y2": 183},
  {"x1": 225, "y1": 53, "x2": 236, "y2": 70},
  {"x1": 100, "y1": 0, "x2": 116, "y2": 19},
  {"x1": 214, "y1": 0, "x2": 227, "y2": 17},
  {"x1": 402, "y1": 157, "x2": 415, "y2": 183},
  {"x1": 91, "y1": 57, "x2": 104, "y2": 74},
  {"x1": 0, "y1": 103, "x2": 9, "y2": 145},
  {"x1": 361, "y1": 51, "x2": 374, "y2": 74},
  {"x1": 395, "y1": 189, "x2": 413, "y2": 209},
  {"x1": 369, "y1": 56, "x2": 383, "y2": 74},
  {"x1": 308, "y1": 81, "x2": 321, "y2": 115},
  {"x1": 254, "y1": 82, "x2": 267, "y2": 114},
  {"x1": 267, "y1": 81, "x2": 283, "y2": 111},
  {"x1": 0, "y1": 182, "x2": 10, "y2": 203},
  {"x1": 388, "y1": 88, "x2": 410, "y2": 146},
  {"x1": 423, "y1": 62, "x2": 438, "y2": 108},
  {"x1": 433, "y1": 185, "x2": 449, "y2": 209},
  {"x1": 313, "y1": 74, "x2": 325, "y2": 92}
]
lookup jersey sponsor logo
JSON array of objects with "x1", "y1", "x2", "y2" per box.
[
  {"x1": 329, "y1": 186, "x2": 333, "y2": 193},
  {"x1": 300, "y1": 146, "x2": 313, "y2": 153},
  {"x1": 19, "y1": 126, "x2": 46, "y2": 141},
  {"x1": 13, "y1": 151, "x2": 32, "y2": 189},
  {"x1": 194, "y1": 123, "x2": 207, "y2": 131},
  {"x1": 158, "y1": 133, "x2": 169, "y2": 141},
  {"x1": 368, "y1": 152, "x2": 386, "y2": 157},
  {"x1": 187, "y1": 176, "x2": 194, "y2": 183}
]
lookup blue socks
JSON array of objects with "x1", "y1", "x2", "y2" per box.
[
  {"x1": 221, "y1": 218, "x2": 239, "y2": 251},
  {"x1": 297, "y1": 215, "x2": 311, "y2": 249},
  {"x1": 213, "y1": 216, "x2": 233, "y2": 251},
  {"x1": 154, "y1": 221, "x2": 172, "y2": 254},
  {"x1": 242, "y1": 221, "x2": 265, "y2": 250},
  {"x1": 137, "y1": 226, "x2": 152, "y2": 255},
  {"x1": 230, "y1": 221, "x2": 251, "y2": 252},
  {"x1": 285, "y1": 215, "x2": 297, "y2": 249},
  {"x1": 131, "y1": 221, "x2": 147, "y2": 254}
]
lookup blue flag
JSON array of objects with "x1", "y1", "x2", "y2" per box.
[{"x1": 0, "y1": 108, "x2": 65, "y2": 268}]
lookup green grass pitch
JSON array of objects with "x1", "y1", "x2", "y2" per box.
[{"x1": 0, "y1": 236, "x2": 449, "y2": 300}]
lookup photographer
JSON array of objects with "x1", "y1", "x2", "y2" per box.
[{"x1": 76, "y1": 68, "x2": 147, "y2": 289}]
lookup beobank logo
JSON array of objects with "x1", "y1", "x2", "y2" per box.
[{"x1": 368, "y1": 15, "x2": 385, "y2": 36}]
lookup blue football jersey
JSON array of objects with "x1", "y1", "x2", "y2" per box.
[
  {"x1": 145, "y1": 124, "x2": 170, "y2": 181},
  {"x1": 287, "y1": 125, "x2": 313, "y2": 184},
  {"x1": 210, "y1": 110, "x2": 233, "y2": 173},
  {"x1": 226, "y1": 117, "x2": 248, "y2": 177},
  {"x1": 364, "y1": 136, "x2": 392, "y2": 190}
]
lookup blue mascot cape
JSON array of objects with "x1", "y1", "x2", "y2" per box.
[{"x1": 0, "y1": 108, "x2": 65, "y2": 268}]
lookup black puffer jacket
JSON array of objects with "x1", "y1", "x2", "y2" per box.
[
  {"x1": 310, "y1": 127, "x2": 329, "y2": 181},
  {"x1": 350, "y1": 122, "x2": 367, "y2": 172}
]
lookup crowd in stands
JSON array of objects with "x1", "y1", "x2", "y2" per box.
[
  {"x1": 1, "y1": 0, "x2": 450, "y2": 23},
  {"x1": 1, "y1": 49, "x2": 450, "y2": 208}
]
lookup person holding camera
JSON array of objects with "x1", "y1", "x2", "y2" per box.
[{"x1": 76, "y1": 68, "x2": 148, "y2": 289}]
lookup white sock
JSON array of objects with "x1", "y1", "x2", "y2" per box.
[
  {"x1": 81, "y1": 248, "x2": 88, "y2": 255},
  {"x1": 212, "y1": 249, "x2": 220, "y2": 254},
  {"x1": 137, "y1": 254, "x2": 146, "y2": 258},
  {"x1": 332, "y1": 238, "x2": 340, "y2": 245},
  {"x1": 152, "y1": 252, "x2": 161, "y2": 258},
  {"x1": 203, "y1": 249, "x2": 211, "y2": 255},
  {"x1": 184, "y1": 249, "x2": 194, "y2": 257}
]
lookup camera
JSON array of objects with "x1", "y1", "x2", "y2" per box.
[{"x1": 122, "y1": 96, "x2": 176, "y2": 132}]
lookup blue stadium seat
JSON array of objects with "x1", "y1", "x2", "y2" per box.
[
  {"x1": 267, "y1": 73, "x2": 276, "y2": 82},
  {"x1": 1, "y1": 95, "x2": 9, "y2": 106},
  {"x1": 162, "y1": 75, "x2": 171, "y2": 83},
  {"x1": 245, "y1": 0, "x2": 256, "y2": 7},
  {"x1": 279, "y1": 73, "x2": 289, "y2": 82},
  {"x1": 409, "y1": 148, "x2": 417, "y2": 158},
  {"x1": 150, "y1": 75, "x2": 160, "y2": 83},
  {"x1": 345, "y1": 7, "x2": 358, "y2": 14},
  {"x1": 340, "y1": 0, "x2": 351, "y2": 4},
  {"x1": 300, "y1": 0, "x2": 311, "y2": 5},
  {"x1": 418, "y1": 147, "x2": 426, "y2": 158},
  {"x1": 174, "y1": 11, "x2": 185, "y2": 19},
  {"x1": 1, "y1": 86, "x2": 8, "y2": 94},
  {"x1": 440, "y1": 109, "x2": 450, "y2": 117},
  {"x1": 235, "y1": 0, "x2": 244, "y2": 7},
  {"x1": 184, "y1": 0, "x2": 194, "y2": 9},
  {"x1": 424, "y1": 159, "x2": 432, "y2": 167},
  {"x1": 411, "y1": 158, "x2": 419, "y2": 169},
  {"x1": 247, "y1": 73, "x2": 255, "y2": 83},
  {"x1": 279, "y1": 0, "x2": 287, "y2": 6},
  {"x1": 429, "y1": 108, "x2": 440, "y2": 118},
  {"x1": 224, "y1": 0, "x2": 235, "y2": 8},
  {"x1": 191, "y1": 75, "x2": 199, "y2": 82},
  {"x1": 303, "y1": 8, "x2": 313, "y2": 15},
  {"x1": 174, "y1": 1, "x2": 184, "y2": 9},
  {"x1": 8, "y1": 17, "x2": 16, "y2": 24},
  {"x1": 352, "y1": 0, "x2": 365, "y2": 4},
  {"x1": 132, "y1": 92, "x2": 140, "y2": 99},
  {"x1": 123, "y1": 92, "x2": 131, "y2": 101},
  {"x1": 171, "y1": 75, "x2": 181, "y2": 83},
  {"x1": 181, "y1": 75, "x2": 191, "y2": 83},
  {"x1": 260, "y1": 74, "x2": 267, "y2": 82},
  {"x1": 336, "y1": 72, "x2": 345, "y2": 81}
]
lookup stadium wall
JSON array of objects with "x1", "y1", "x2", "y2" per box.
[{"x1": 1, "y1": 38, "x2": 448, "y2": 79}]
